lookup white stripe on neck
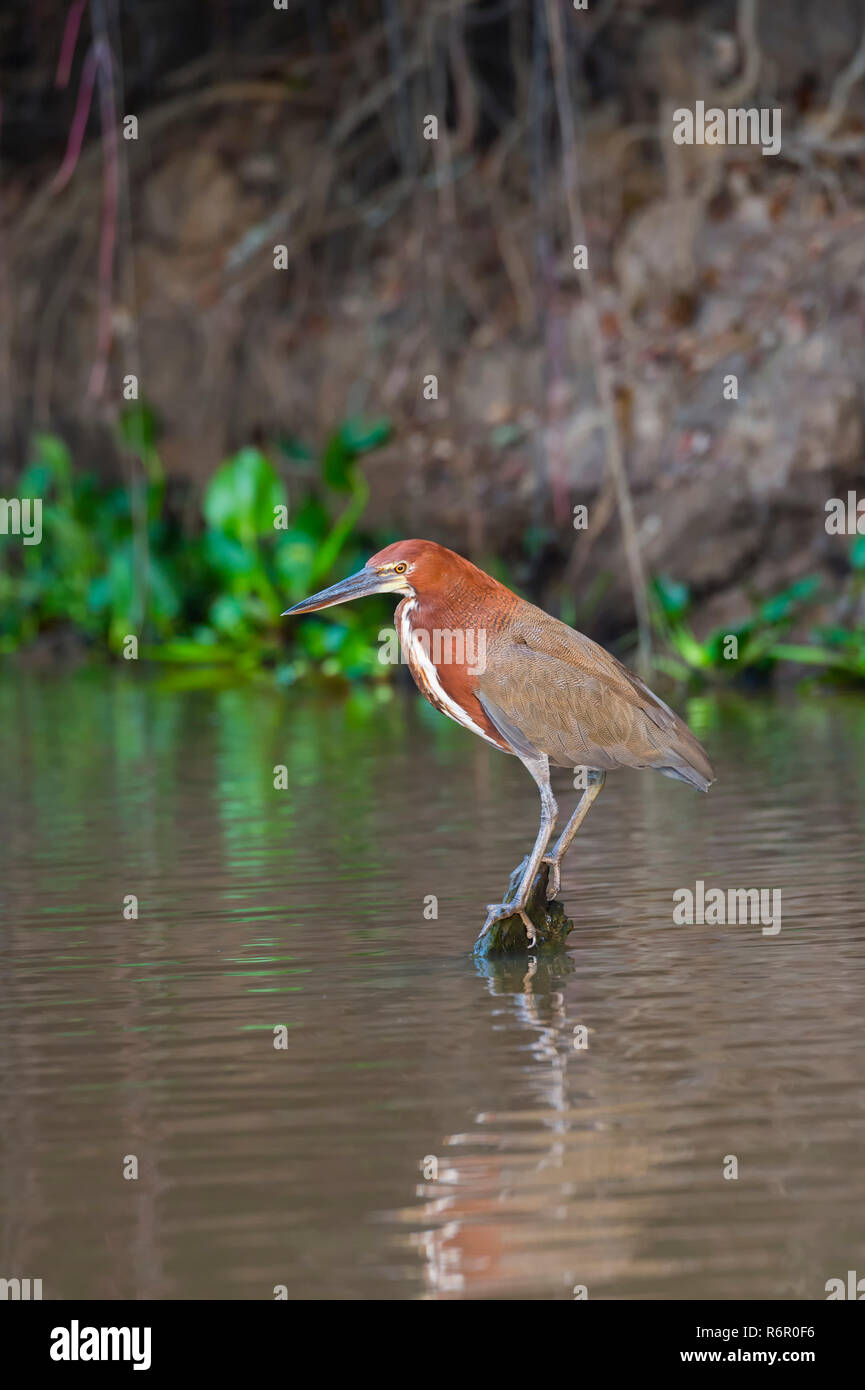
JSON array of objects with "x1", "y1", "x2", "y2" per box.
[{"x1": 399, "y1": 599, "x2": 503, "y2": 750}]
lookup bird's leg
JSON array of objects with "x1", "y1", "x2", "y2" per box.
[
  {"x1": 479, "y1": 754, "x2": 558, "y2": 949},
  {"x1": 542, "y1": 770, "x2": 606, "y2": 899}
]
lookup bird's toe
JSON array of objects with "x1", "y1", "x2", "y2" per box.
[
  {"x1": 541, "y1": 856, "x2": 561, "y2": 900},
  {"x1": 519, "y1": 910, "x2": 538, "y2": 949},
  {"x1": 481, "y1": 903, "x2": 506, "y2": 934},
  {"x1": 480, "y1": 900, "x2": 538, "y2": 950}
]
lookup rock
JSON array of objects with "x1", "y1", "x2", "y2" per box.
[{"x1": 472, "y1": 855, "x2": 575, "y2": 957}]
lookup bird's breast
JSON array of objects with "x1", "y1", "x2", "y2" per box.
[{"x1": 397, "y1": 598, "x2": 509, "y2": 752}]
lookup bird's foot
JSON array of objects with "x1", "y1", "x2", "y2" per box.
[
  {"x1": 480, "y1": 900, "x2": 537, "y2": 949},
  {"x1": 541, "y1": 856, "x2": 561, "y2": 900}
]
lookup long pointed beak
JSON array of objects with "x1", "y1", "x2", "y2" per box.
[{"x1": 281, "y1": 567, "x2": 390, "y2": 616}]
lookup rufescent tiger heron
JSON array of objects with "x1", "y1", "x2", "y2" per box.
[{"x1": 284, "y1": 540, "x2": 714, "y2": 947}]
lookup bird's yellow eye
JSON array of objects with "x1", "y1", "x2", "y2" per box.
[{"x1": 394, "y1": 562, "x2": 407, "y2": 574}]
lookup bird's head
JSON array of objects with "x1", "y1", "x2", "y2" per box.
[{"x1": 281, "y1": 539, "x2": 468, "y2": 615}]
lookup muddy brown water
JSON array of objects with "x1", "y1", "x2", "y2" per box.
[{"x1": 1, "y1": 671, "x2": 864, "y2": 1300}]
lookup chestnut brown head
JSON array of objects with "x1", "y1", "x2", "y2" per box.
[{"x1": 281, "y1": 539, "x2": 473, "y2": 614}]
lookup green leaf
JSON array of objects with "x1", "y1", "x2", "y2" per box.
[
  {"x1": 143, "y1": 639, "x2": 241, "y2": 664},
  {"x1": 670, "y1": 626, "x2": 712, "y2": 668},
  {"x1": 273, "y1": 533, "x2": 318, "y2": 593},
  {"x1": 490, "y1": 423, "x2": 523, "y2": 449},
  {"x1": 758, "y1": 576, "x2": 820, "y2": 624},
  {"x1": 118, "y1": 403, "x2": 159, "y2": 457},
  {"x1": 203, "y1": 448, "x2": 287, "y2": 542},
  {"x1": 204, "y1": 530, "x2": 257, "y2": 578},
  {"x1": 19, "y1": 434, "x2": 72, "y2": 502},
  {"x1": 652, "y1": 574, "x2": 690, "y2": 619},
  {"x1": 770, "y1": 643, "x2": 841, "y2": 667},
  {"x1": 653, "y1": 653, "x2": 693, "y2": 681},
  {"x1": 147, "y1": 554, "x2": 181, "y2": 623},
  {"x1": 523, "y1": 525, "x2": 552, "y2": 558},
  {"x1": 309, "y1": 469, "x2": 370, "y2": 583},
  {"x1": 208, "y1": 593, "x2": 250, "y2": 636},
  {"x1": 321, "y1": 433, "x2": 354, "y2": 493},
  {"x1": 322, "y1": 418, "x2": 391, "y2": 492},
  {"x1": 277, "y1": 434, "x2": 316, "y2": 463},
  {"x1": 814, "y1": 625, "x2": 854, "y2": 649},
  {"x1": 291, "y1": 494, "x2": 329, "y2": 540},
  {"x1": 106, "y1": 546, "x2": 135, "y2": 616},
  {"x1": 31, "y1": 432, "x2": 72, "y2": 480},
  {"x1": 338, "y1": 417, "x2": 391, "y2": 455}
]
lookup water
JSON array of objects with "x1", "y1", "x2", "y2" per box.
[{"x1": 1, "y1": 670, "x2": 864, "y2": 1300}]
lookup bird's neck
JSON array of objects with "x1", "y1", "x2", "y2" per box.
[
  {"x1": 394, "y1": 582, "x2": 515, "y2": 752},
  {"x1": 398, "y1": 572, "x2": 518, "y2": 639}
]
